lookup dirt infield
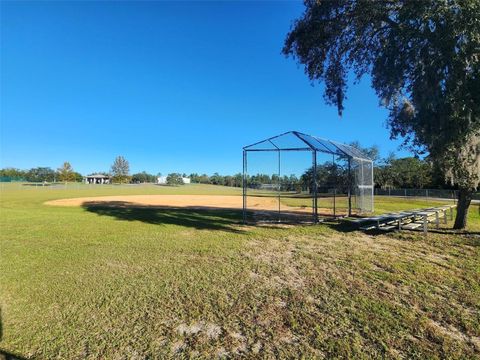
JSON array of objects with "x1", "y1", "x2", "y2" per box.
[{"x1": 45, "y1": 195, "x2": 311, "y2": 214}]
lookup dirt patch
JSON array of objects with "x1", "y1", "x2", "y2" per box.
[
  {"x1": 426, "y1": 319, "x2": 480, "y2": 350},
  {"x1": 45, "y1": 195, "x2": 311, "y2": 214}
]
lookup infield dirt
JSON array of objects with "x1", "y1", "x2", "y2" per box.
[{"x1": 45, "y1": 194, "x2": 311, "y2": 214}]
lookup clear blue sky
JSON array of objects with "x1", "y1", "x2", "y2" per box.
[{"x1": 0, "y1": 1, "x2": 411, "y2": 176}]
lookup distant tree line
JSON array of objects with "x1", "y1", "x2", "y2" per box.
[
  {"x1": 188, "y1": 156, "x2": 457, "y2": 191},
  {"x1": 0, "y1": 153, "x2": 456, "y2": 190},
  {"x1": 189, "y1": 173, "x2": 243, "y2": 187},
  {"x1": 375, "y1": 155, "x2": 439, "y2": 190},
  {"x1": 0, "y1": 164, "x2": 83, "y2": 183}
]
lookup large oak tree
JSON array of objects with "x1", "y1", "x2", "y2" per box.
[{"x1": 283, "y1": 0, "x2": 479, "y2": 229}]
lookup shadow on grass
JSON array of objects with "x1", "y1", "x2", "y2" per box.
[
  {"x1": 0, "y1": 308, "x2": 29, "y2": 360},
  {"x1": 81, "y1": 201, "x2": 245, "y2": 233},
  {"x1": 0, "y1": 350, "x2": 29, "y2": 360},
  {"x1": 320, "y1": 219, "x2": 361, "y2": 233},
  {"x1": 248, "y1": 193, "x2": 349, "y2": 200},
  {"x1": 322, "y1": 218, "x2": 480, "y2": 242}
]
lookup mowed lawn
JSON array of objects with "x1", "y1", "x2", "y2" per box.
[{"x1": 1, "y1": 183, "x2": 479, "y2": 359}]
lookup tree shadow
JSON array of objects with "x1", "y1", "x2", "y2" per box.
[
  {"x1": 321, "y1": 219, "x2": 362, "y2": 233},
  {"x1": 0, "y1": 350, "x2": 29, "y2": 360},
  {"x1": 81, "y1": 201, "x2": 246, "y2": 233},
  {"x1": 318, "y1": 217, "x2": 401, "y2": 235},
  {"x1": 0, "y1": 308, "x2": 29, "y2": 360},
  {"x1": 321, "y1": 218, "x2": 480, "y2": 242}
]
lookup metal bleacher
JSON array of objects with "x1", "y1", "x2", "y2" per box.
[{"x1": 350, "y1": 205, "x2": 456, "y2": 233}]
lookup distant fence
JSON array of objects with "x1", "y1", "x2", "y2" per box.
[
  {"x1": 0, "y1": 182, "x2": 85, "y2": 191},
  {"x1": 0, "y1": 176, "x2": 26, "y2": 182},
  {"x1": 0, "y1": 182, "x2": 155, "y2": 190},
  {"x1": 375, "y1": 188, "x2": 480, "y2": 202}
]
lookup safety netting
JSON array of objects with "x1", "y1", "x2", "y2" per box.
[{"x1": 351, "y1": 158, "x2": 374, "y2": 213}]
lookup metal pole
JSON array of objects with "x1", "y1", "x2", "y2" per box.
[
  {"x1": 348, "y1": 158, "x2": 352, "y2": 217},
  {"x1": 242, "y1": 150, "x2": 247, "y2": 224},
  {"x1": 371, "y1": 160, "x2": 374, "y2": 213},
  {"x1": 313, "y1": 150, "x2": 318, "y2": 223},
  {"x1": 333, "y1": 154, "x2": 336, "y2": 217},
  {"x1": 312, "y1": 152, "x2": 314, "y2": 220},
  {"x1": 278, "y1": 149, "x2": 281, "y2": 222}
]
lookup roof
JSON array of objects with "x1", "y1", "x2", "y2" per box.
[{"x1": 243, "y1": 131, "x2": 372, "y2": 160}]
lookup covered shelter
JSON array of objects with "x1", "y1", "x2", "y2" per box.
[
  {"x1": 84, "y1": 174, "x2": 110, "y2": 184},
  {"x1": 242, "y1": 131, "x2": 374, "y2": 223}
]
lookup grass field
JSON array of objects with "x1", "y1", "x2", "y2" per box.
[{"x1": 1, "y1": 183, "x2": 479, "y2": 359}]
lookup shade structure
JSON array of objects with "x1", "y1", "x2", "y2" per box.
[{"x1": 242, "y1": 131, "x2": 374, "y2": 223}]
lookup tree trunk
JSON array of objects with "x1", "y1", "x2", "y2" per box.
[{"x1": 453, "y1": 188, "x2": 472, "y2": 229}]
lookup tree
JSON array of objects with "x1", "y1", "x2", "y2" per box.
[
  {"x1": 349, "y1": 141, "x2": 380, "y2": 164},
  {"x1": 57, "y1": 162, "x2": 75, "y2": 183},
  {"x1": 189, "y1": 173, "x2": 199, "y2": 183},
  {"x1": 283, "y1": 0, "x2": 479, "y2": 229},
  {"x1": 166, "y1": 173, "x2": 184, "y2": 186},
  {"x1": 233, "y1": 173, "x2": 243, "y2": 188},
  {"x1": 210, "y1": 173, "x2": 224, "y2": 185},
  {"x1": 25, "y1": 167, "x2": 55, "y2": 182},
  {"x1": 73, "y1": 172, "x2": 84, "y2": 183},
  {"x1": 0, "y1": 168, "x2": 26, "y2": 181},
  {"x1": 131, "y1": 171, "x2": 156, "y2": 183},
  {"x1": 198, "y1": 174, "x2": 210, "y2": 184},
  {"x1": 223, "y1": 175, "x2": 234, "y2": 187},
  {"x1": 389, "y1": 157, "x2": 433, "y2": 189},
  {"x1": 374, "y1": 153, "x2": 396, "y2": 189},
  {"x1": 301, "y1": 162, "x2": 348, "y2": 193},
  {"x1": 110, "y1": 156, "x2": 130, "y2": 184}
]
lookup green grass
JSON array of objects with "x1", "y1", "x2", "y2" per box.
[{"x1": 1, "y1": 183, "x2": 479, "y2": 358}]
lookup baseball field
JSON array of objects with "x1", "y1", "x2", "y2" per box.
[{"x1": 1, "y1": 183, "x2": 479, "y2": 358}]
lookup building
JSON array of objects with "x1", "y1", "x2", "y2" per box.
[
  {"x1": 156, "y1": 176, "x2": 190, "y2": 185},
  {"x1": 84, "y1": 174, "x2": 110, "y2": 184},
  {"x1": 157, "y1": 176, "x2": 167, "y2": 184}
]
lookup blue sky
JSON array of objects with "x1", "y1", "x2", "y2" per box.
[{"x1": 0, "y1": 1, "x2": 411, "y2": 176}]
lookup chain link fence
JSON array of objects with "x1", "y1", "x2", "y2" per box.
[{"x1": 374, "y1": 188, "x2": 480, "y2": 203}]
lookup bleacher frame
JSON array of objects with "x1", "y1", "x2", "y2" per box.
[{"x1": 351, "y1": 205, "x2": 456, "y2": 233}]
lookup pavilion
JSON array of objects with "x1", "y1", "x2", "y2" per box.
[{"x1": 84, "y1": 174, "x2": 110, "y2": 184}]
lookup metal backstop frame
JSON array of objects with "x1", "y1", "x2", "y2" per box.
[{"x1": 242, "y1": 131, "x2": 374, "y2": 224}]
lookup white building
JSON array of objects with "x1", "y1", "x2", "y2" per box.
[
  {"x1": 157, "y1": 176, "x2": 167, "y2": 184},
  {"x1": 84, "y1": 174, "x2": 110, "y2": 184},
  {"x1": 156, "y1": 176, "x2": 190, "y2": 184}
]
